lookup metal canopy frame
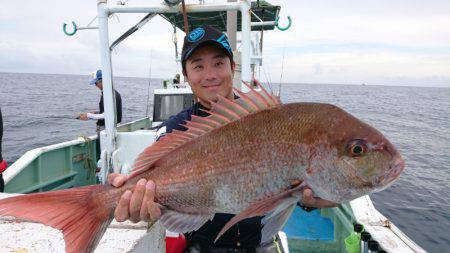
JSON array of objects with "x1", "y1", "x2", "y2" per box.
[
  {"x1": 96, "y1": 0, "x2": 252, "y2": 179},
  {"x1": 160, "y1": 1, "x2": 280, "y2": 32},
  {"x1": 109, "y1": 1, "x2": 281, "y2": 52}
]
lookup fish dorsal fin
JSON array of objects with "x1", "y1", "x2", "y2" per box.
[{"x1": 130, "y1": 80, "x2": 281, "y2": 176}]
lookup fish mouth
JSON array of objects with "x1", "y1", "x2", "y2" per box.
[
  {"x1": 373, "y1": 156, "x2": 405, "y2": 186},
  {"x1": 390, "y1": 157, "x2": 405, "y2": 178}
]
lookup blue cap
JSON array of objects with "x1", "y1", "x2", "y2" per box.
[
  {"x1": 181, "y1": 26, "x2": 233, "y2": 70},
  {"x1": 90, "y1": 70, "x2": 102, "y2": 85}
]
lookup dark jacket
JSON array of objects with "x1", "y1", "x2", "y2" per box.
[{"x1": 97, "y1": 90, "x2": 122, "y2": 126}]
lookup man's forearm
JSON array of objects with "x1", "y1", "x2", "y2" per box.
[{"x1": 87, "y1": 112, "x2": 105, "y2": 120}]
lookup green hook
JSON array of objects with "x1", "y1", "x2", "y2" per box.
[
  {"x1": 63, "y1": 21, "x2": 77, "y2": 36},
  {"x1": 275, "y1": 16, "x2": 292, "y2": 31}
]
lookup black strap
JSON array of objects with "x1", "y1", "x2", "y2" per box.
[
  {"x1": 0, "y1": 174, "x2": 4, "y2": 192},
  {"x1": 297, "y1": 202, "x2": 317, "y2": 212}
]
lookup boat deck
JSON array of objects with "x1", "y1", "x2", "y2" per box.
[{"x1": 0, "y1": 193, "x2": 165, "y2": 253}]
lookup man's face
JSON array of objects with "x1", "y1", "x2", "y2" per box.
[
  {"x1": 95, "y1": 80, "x2": 103, "y2": 90},
  {"x1": 184, "y1": 44, "x2": 235, "y2": 108}
]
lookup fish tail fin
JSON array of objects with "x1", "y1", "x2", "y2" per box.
[{"x1": 0, "y1": 185, "x2": 115, "y2": 253}]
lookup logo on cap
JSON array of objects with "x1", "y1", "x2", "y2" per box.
[
  {"x1": 216, "y1": 34, "x2": 232, "y2": 53},
  {"x1": 188, "y1": 28, "x2": 205, "y2": 42}
]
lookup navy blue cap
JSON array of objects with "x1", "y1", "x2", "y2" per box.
[
  {"x1": 181, "y1": 26, "x2": 233, "y2": 70},
  {"x1": 90, "y1": 70, "x2": 102, "y2": 85}
]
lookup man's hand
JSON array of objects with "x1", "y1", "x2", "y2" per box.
[
  {"x1": 77, "y1": 113, "x2": 88, "y2": 121},
  {"x1": 300, "y1": 188, "x2": 338, "y2": 208},
  {"x1": 107, "y1": 173, "x2": 161, "y2": 223}
]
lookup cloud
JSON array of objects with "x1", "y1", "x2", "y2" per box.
[
  {"x1": 260, "y1": 49, "x2": 450, "y2": 86},
  {"x1": 0, "y1": 0, "x2": 449, "y2": 87},
  {"x1": 263, "y1": 0, "x2": 450, "y2": 49},
  {"x1": 255, "y1": 0, "x2": 450, "y2": 86}
]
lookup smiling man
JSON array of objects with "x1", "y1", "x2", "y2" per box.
[
  {"x1": 157, "y1": 26, "x2": 236, "y2": 137},
  {"x1": 181, "y1": 26, "x2": 235, "y2": 108},
  {"x1": 109, "y1": 26, "x2": 337, "y2": 252}
]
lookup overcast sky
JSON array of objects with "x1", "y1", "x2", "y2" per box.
[{"x1": 1, "y1": 0, "x2": 449, "y2": 87}]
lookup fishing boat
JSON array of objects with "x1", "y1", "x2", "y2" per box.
[{"x1": 0, "y1": 1, "x2": 426, "y2": 252}]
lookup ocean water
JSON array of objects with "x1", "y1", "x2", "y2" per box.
[{"x1": 0, "y1": 72, "x2": 449, "y2": 252}]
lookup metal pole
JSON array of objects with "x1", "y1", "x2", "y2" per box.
[
  {"x1": 240, "y1": 0, "x2": 251, "y2": 89},
  {"x1": 226, "y1": 0, "x2": 237, "y2": 51},
  {"x1": 108, "y1": 3, "x2": 241, "y2": 14},
  {"x1": 251, "y1": 21, "x2": 276, "y2": 27},
  {"x1": 97, "y1": 0, "x2": 117, "y2": 177}
]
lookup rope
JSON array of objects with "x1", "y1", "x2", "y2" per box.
[
  {"x1": 278, "y1": 40, "x2": 286, "y2": 97},
  {"x1": 80, "y1": 136, "x2": 96, "y2": 180},
  {"x1": 273, "y1": 236, "x2": 282, "y2": 253},
  {"x1": 181, "y1": 0, "x2": 189, "y2": 34},
  {"x1": 172, "y1": 24, "x2": 179, "y2": 61},
  {"x1": 86, "y1": 16, "x2": 98, "y2": 27},
  {"x1": 145, "y1": 49, "x2": 152, "y2": 117},
  {"x1": 262, "y1": 64, "x2": 273, "y2": 90}
]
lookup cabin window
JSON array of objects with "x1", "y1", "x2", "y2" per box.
[{"x1": 153, "y1": 94, "x2": 194, "y2": 122}]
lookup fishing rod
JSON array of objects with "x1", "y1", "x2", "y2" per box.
[{"x1": 46, "y1": 116, "x2": 78, "y2": 120}]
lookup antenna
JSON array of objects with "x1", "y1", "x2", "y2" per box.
[
  {"x1": 145, "y1": 49, "x2": 153, "y2": 117},
  {"x1": 278, "y1": 40, "x2": 286, "y2": 97}
]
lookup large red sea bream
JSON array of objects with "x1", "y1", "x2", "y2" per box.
[{"x1": 0, "y1": 82, "x2": 404, "y2": 252}]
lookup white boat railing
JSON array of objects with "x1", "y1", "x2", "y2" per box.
[
  {"x1": 3, "y1": 135, "x2": 97, "y2": 185},
  {"x1": 350, "y1": 196, "x2": 427, "y2": 252}
]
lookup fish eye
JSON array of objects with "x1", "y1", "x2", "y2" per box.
[
  {"x1": 352, "y1": 145, "x2": 363, "y2": 155},
  {"x1": 347, "y1": 140, "x2": 367, "y2": 157}
]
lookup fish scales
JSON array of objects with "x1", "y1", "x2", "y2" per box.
[{"x1": 136, "y1": 104, "x2": 324, "y2": 214}]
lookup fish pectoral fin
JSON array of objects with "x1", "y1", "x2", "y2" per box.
[
  {"x1": 159, "y1": 209, "x2": 214, "y2": 233},
  {"x1": 261, "y1": 201, "x2": 297, "y2": 244},
  {"x1": 214, "y1": 184, "x2": 304, "y2": 243}
]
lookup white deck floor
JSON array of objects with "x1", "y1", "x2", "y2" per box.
[{"x1": 0, "y1": 193, "x2": 165, "y2": 252}]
